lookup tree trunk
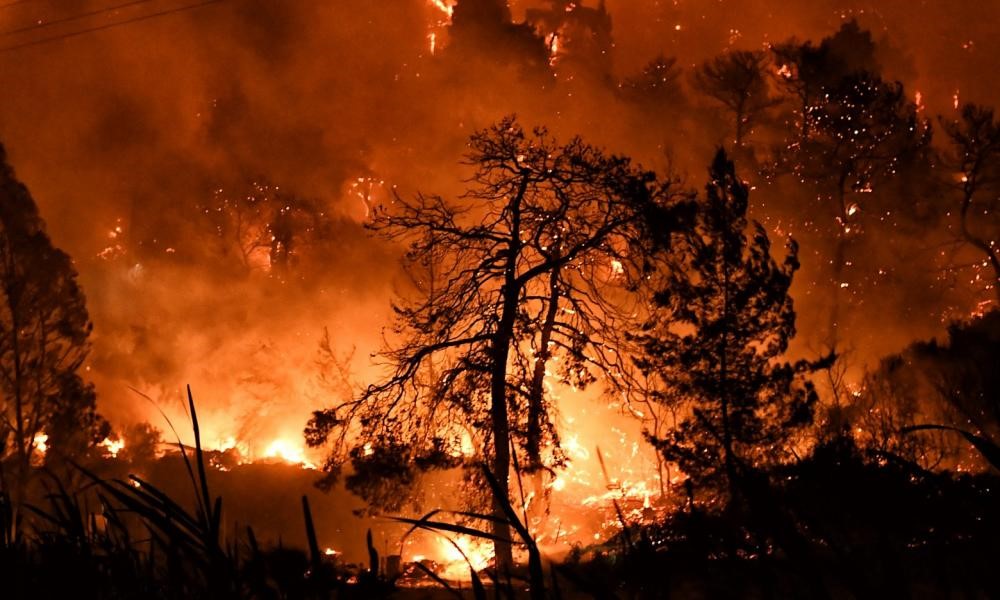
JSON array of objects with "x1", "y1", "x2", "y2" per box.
[
  {"x1": 525, "y1": 261, "x2": 561, "y2": 471},
  {"x1": 7, "y1": 261, "x2": 26, "y2": 543},
  {"x1": 487, "y1": 176, "x2": 529, "y2": 573},
  {"x1": 489, "y1": 288, "x2": 517, "y2": 572},
  {"x1": 960, "y1": 183, "x2": 1000, "y2": 304},
  {"x1": 826, "y1": 173, "x2": 851, "y2": 350}
]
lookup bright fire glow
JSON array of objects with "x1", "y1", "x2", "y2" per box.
[
  {"x1": 99, "y1": 436, "x2": 126, "y2": 458},
  {"x1": 435, "y1": 535, "x2": 494, "y2": 580},
  {"x1": 33, "y1": 433, "x2": 48, "y2": 456},
  {"x1": 427, "y1": 0, "x2": 455, "y2": 19},
  {"x1": 263, "y1": 438, "x2": 317, "y2": 469}
]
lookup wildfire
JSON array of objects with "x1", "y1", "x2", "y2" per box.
[
  {"x1": 547, "y1": 33, "x2": 560, "y2": 66},
  {"x1": 33, "y1": 432, "x2": 48, "y2": 457},
  {"x1": 434, "y1": 535, "x2": 494, "y2": 580},
  {"x1": 263, "y1": 438, "x2": 317, "y2": 469},
  {"x1": 99, "y1": 436, "x2": 126, "y2": 458},
  {"x1": 425, "y1": 0, "x2": 456, "y2": 54},
  {"x1": 427, "y1": 0, "x2": 455, "y2": 19}
]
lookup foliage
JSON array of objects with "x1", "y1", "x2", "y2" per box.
[
  {"x1": 0, "y1": 143, "x2": 108, "y2": 509},
  {"x1": 620, "y1": 54, "x2": 685, "y2": 109},
  {"x1": 634, "y1": 150, "x2": 820, "y2": 497},
  {"x1": 771, "y1": 20, "x2": 881, "y2": 140}
]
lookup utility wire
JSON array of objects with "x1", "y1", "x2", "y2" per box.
[
  {"x1": 3, "y1": 0, "x2": 172, "y2": 36},
  {"x1": 0, "y1": 0, "x2": 37, "y2": 10},
  {"x1": 0, "y1": 0, "x2": 221, "y2": 52}
]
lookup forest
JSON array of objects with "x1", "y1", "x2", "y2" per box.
[{"x1": 0, "y1": 0, "x2": 999, "y2": 598}]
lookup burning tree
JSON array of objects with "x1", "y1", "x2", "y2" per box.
[
  {"x1": 445, "y1": 0, "x2": 550, "y2": 77},
  {"x1": 774, "y1": 66, "x2": 929, "y2": 345},
  {"x1": 771, "y1": 20, "x2": 880, "y2": 141},
  {"x1": 941, "y1": 104, "x2": 1000, "y2": 304},
  {"x1": 306, "y1": 117, "x2": 682, "y2": 569},
  {"x1": 0, "y1": 144, "x2": 107, "y2": 521},
  {"x1": 633, "y1": 150, "x2": 819, "y2": 501},
  {"x1": 199, "y1": 179, "x2": 331, "y2": 273},
  {"x1": 692, "y1": 50, "x2": 779, "y2": 148}
]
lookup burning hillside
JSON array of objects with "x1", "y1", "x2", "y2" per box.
[{"x1": 1, "y1": 0, "x2": 1000, "y2": 597}]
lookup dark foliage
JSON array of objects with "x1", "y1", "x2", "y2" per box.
[{"x1": 634, "y1": 149, "x2": 820, "y2": 498}]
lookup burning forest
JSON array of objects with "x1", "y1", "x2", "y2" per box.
[{"x1": 1, "y1": 0, "x2": 999, "y2": 598}]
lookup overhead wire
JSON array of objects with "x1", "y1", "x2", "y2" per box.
[
  {"x1": 0, "y1": 0, "x2": 37, "y2": 11},
  {"x1": 0, "y1": 0, "x2": 221, "y2": 53},
  {"x1": 2, "y1": 0, "x2": 171, "y2": 36}
]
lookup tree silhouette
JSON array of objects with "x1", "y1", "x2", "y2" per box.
[
  {"x1": 941, "y1": 104, "x2": 1000, "y2": 304},
  {"x1": 771, "y1": 20, "x2": 880, "y2": 141},
  {"x1": 199, "y1": 179, "x2": 330, "y2": 273},
  {"x1": 306, "y1": 117, "x2": 682, "y2": 569},
  {"x1": 633, "y1": 150, "x2": 818, "y2": 501},
  {"x1": 777, "y1": 70, "x2": 930, "y2": 345},
  {"x1": 446, "y1": 0, "x2": 550, "y2": 77},
  {"x1": 0, "y1": 144, "x2": 107, "y2": 522},
  {"x1": 692, "y1": 50, "x2": 779, "y2": 148},
  {"x1": 620, "y1": 54, "x2": 685, "y2": 110},
  {"x1": 525, "y1": 0, "x2": 614, "y2": 82}
]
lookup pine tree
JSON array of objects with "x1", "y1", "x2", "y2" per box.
[
  {"x1": 634, "y1": 149, "x2": 818, "y2": 501},
  {"x1": 692, "y1": 50, "x2": 779, "y2": 148}
]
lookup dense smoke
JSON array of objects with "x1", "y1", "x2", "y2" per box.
[{"x1": 0, "y1": 0, "x2": 997, "y2": 507}]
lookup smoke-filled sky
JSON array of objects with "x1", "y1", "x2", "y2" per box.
[{"x1": 0, "y1": 0, "x2": 998, "y2": 458}]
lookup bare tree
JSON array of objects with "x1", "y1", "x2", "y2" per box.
[
  {"x1": 306, "y1": 117, "x2": 683, "y2": 570},
  {"x1": 941, "y1": 104, "x2": 1000, "y2": 304},
  {"x1": 200, "y1": 179, "x2": 330, "y2": 272}
]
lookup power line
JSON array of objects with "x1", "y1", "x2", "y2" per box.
[
  {"x1": 0, "y1": 0, "x2": 221, "y2": 52},
  {"x1": 0, "y1": 0, "x2": 37, "y2": 10},
  {"x1": 2, "y1": 0, "x2": 171, "y2": 36}
]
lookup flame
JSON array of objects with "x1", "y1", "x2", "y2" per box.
[
  {"x1": 99, "y1": 436, "x2": 125, "y2": 458},
  {"x1": 427, "y1": 0, "x2": 455, "y2": 19},
  {"x1": 33, "y1": 432, "x2": 48, "y2": 457},
  {"x1": 263, "y1": 438, "x2": 316, "y2": 469},
  {"x1": 435, "y1": 535, "x2": 494, "y2": 580}
]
